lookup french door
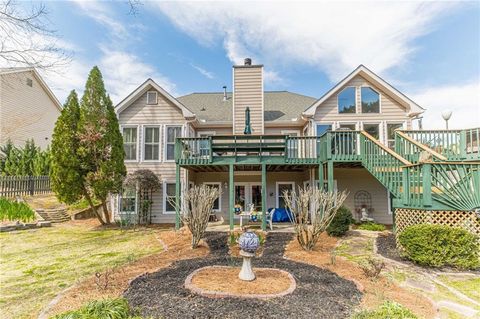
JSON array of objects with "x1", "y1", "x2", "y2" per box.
[{"x1": 234, "y1": 183, "x2": 262, "y2": 212}]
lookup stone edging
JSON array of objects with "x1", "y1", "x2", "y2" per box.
[{"x1": 184, "y1": 266, "x2": 296, "y2": 300}]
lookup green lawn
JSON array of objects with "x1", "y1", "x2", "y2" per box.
[{"x1": 0, "y1": 222, "x2": 164, "y2": 319}]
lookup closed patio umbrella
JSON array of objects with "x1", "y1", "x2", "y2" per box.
[{"x1": 244, "y1": 107, "x2": 252, "y2": 135}]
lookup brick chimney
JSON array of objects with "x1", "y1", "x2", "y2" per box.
[{"x1": 232, "y1": 58, "x2": 264, "y2": 135}]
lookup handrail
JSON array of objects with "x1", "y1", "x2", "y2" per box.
[
  {"x1": 361, "y1": 131, "x2": 411, "y2": 165},
  {"x1": 395, "y1": 130, "x2": 447, "y2": 161}
]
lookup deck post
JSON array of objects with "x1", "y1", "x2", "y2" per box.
[
  {"x1": 261, "y1": 163, "x2": 267, "y2": 231},
  {"x1": 327, "y1": 161, "x2": 334, "y2": 192},
  {"x1": 229, "y1": 164, "x2": 234, "y2": 231},
  {"x1": 175, "y1": 164, "x2": 181, "y2": 230},
  {"x1": 422, "y1": 163, "x2": 432, "y2": 207},
  {"x1": 318, "y1": 163, "x2": 324, "y2": 191}
]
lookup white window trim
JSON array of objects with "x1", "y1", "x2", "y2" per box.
[
  {"x1": 163, "y1": 181, "x2": 176, "y2": 214},
  {"x1": 146, "y1": 91, "x2": 158, "y2": 105},
  {"x1": 121, "y1": 124, "x2": 139, "y2": 162},
  {"x1": 142, "y1": 125, "x2": 161, "y2": 162},
  {"x1": 276, "y1": 182, "x2": 295, "y2": 208},
  {"x1": 119, "y1": 189, "x2": 138, "y2": 214},
  {"x1": 360, "y1": 86, "x2": 382, "y2": 114},
  {"x1": 386, "y1": 121, "x2": 407, "y2": 145},
  {"x1": 336, "y1": 122, "x2": 359, "y2": 130},
  {"x1": 164, "y1": 125, "x2": 183, "y2": 162},
  {"x1": 203, "y1": 182, "x2": 222, "y2": 212},
  {"x1": 337, "y1": 86, "x2": 357, "y2": 114}
]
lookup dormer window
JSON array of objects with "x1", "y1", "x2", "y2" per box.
[
  {"x1": 147, "y1": 91, "x2": 157, "y2": 105},
  {"x1": 337, "y1": 87, "x2": 356, "y2": 113},
  {"x1": 361, "y1": 87, "x2": 380, "y2": 113}
]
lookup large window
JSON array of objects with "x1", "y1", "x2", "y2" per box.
[
  {"x1": 146, "y1": 91, "x2": 157, "y2": 105},
  {"x1": 204, "y1": 183, "x2": 221, "y2": 211},
  {"x1": 165, "y1": 126, "x2": 182, "y2": 161},
  {"x1": 361, "y1": 87, "x2": 380, "y2": 113},
  {"x1": 164, "y1": 183, "x2": 176, "y2": 213},
  {"x1": 387, "y1": 123, "x2": 403, "y2": 149},
  {"x1": 123, "y1": 127, "x2": 137, "y2": 161},
  {"x1": 316, "y1": 124, "x2": 332, "y2": 136},
  {"x1": 363, "y1": 123, "x2": 380, "y2": 140},
  {"x1": 277, "y1": 182, "x2": 294, "y2": 209},
  {"x1": 337, "y1": 87, "x2": 356, "y2": 113},
  {"x1": 120, "y1": 188, "x2": 136, "y2": 213},
  {"x1": 144, "y1": 127, "x2": 160, "y2": 161}
]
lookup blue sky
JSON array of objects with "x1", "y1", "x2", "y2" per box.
[{"x1": 17, "y1": 1, "x2": 480, "y2": 129}]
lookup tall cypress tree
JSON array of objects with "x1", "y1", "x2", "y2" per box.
[
  {"x1": 77, "y1": 66, "x2": 126, "y2": 224},
  {"x1": 50, "y1": 90, "x2": 84, "y2": 204}
]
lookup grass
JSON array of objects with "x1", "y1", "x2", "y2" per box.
[
  {"x1": 68, "y1": 198, "x2": 101, "y2": 211},
  {"x1": 351, "y1": 301, "x2": 417, "y2": 319},
  {"x1": 53, "y1": 298, "x2": 142, "y2": 319},
  {"x1": 0, "y1": 197, "x2": 35, "y2": 222},
  {"x1": 0, "y1": 222, "x2": 164, "y2": 319},
  {"x1": 438, "y1": 276, "x2": 480, "y2": 302}
]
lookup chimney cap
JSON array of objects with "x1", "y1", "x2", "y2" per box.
[{"x1": 244, "y1": 58, "x2": 252, "y2": 66}]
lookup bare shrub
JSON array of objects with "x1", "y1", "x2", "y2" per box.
[
  {"x1": 284, "y1": 186, "x2": 348, "y2": 251},
  {"x1": 360, "y1": 257, "x2": 386, "y2": 280},
  {"x1": 170, "y1": 184, "x2": 220, "y2": 248},
  {"x1": 94, "y1": 268, "x2": 112, "y2": 290}
]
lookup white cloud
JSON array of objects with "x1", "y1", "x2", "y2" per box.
[
  {"x1": 190, "y1": 63, "x2": 215, "y2": 79},
  {"x1": 153, "y1": 1, "x2": 459, "y2": 83},
  {"x1": 412, "y1": 81, "x2": 480, "y2": 129},
  {"x1": 99, "y1": 48, "x2": 176, "y2": 103}
]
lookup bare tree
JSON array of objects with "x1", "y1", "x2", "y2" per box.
[
  {"x1": 284, "y1": 187, "x2": 348, "y2": 251},
  {"x1": 169, "y1": 184, "x2": 220, "y2": 248},
  {"x1": 127, "y1": 0, "x2": 143, "y2": 16},
  {"x1": 0, "y1": 0, "x2": 70, "y2": 69}
]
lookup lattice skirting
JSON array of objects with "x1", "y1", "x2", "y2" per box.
[{"x1": 395, "y1": 209, "x2": 480, "y2": 239}]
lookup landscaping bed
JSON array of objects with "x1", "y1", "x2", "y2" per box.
[{"x1": 124, "y1": 232, "x2": 362, "y2": 319}]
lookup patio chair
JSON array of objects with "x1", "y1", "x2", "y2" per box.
[{"x1": 265, "y1": 208, "x2": 276, "y2": 230}]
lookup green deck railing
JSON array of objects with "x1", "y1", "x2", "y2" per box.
[
  {"x1": 394, "y1": 130, "x2": 447, "y2": 163},
  {"x1": 400, "y1": 128, "x2": 479, "y2": 161}
]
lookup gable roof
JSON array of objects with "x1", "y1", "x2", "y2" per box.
[
  {"x1": 177, "y1": 91, "x2": 316, "y2": 123},
  {"x1": 115, "y1": 78, "x2": 195, "y2": 118},
  {"x1": 0, "y1": 67, "x2": 62, "y2": 111},
  {"x1": 303, "y1": 65, "x2": 425, "y2": 117}
]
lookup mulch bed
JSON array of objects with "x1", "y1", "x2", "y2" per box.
[
  {"x1": 124, "y1": 232, "x2": 362, "y2": 319},
  {"x1": 376, "y1": 232, "x2": 405, "y2": 263}
]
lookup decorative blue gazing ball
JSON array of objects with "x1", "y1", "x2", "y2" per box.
[{"x1": 238, "y1": 231, "x2": 260, "y2": 253}]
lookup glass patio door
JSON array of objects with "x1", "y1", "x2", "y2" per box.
[{"x1": 234, "y1": 183, "x2": 262, "y2": 212}]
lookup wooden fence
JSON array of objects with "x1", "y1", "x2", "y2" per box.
[{"x1": 0, "y1": 176, "x2": 51, "y2": 197}]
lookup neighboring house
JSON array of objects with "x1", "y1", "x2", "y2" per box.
[
  {"x1": 0, "y1": 67, "x2": 62, "y2": 149},
  {"x1": 113, "y1": 59, "x2": 479, "y2": 228}
]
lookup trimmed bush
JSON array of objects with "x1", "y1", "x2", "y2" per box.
[
  {"x1": 53, "y1": 298, "x2": 142, "y2": 319},
  {"x1": 0, "y1": 198, "x2": 35, "y2": 222},
  {"x1": 398, "y1": 224, "x2": 480, "y2": 269},
  {"x1": 357, "y1": 222, "x2": 386, "y2": 231},
  {"x1": 326, "y1": 205, "x2": 353, "y2": 236},
  {"x1": 352, "y1": 301, "x2": 417, "y2": 319}
]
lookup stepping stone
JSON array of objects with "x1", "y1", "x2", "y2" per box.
[
  {"x1": 437, "y1": 300, "x2": 478, "y2": 318},
  {"x1": 404, "y1": 278, "x2": 436, "y2": 293}
]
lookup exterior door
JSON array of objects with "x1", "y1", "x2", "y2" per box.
[{"x1": 234, "y1": 183, "x2": 262, "y2": 212}]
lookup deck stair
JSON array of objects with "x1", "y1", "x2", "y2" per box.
[{"x1": 35, "y1": 208, "x2": 71, "y2": 223}]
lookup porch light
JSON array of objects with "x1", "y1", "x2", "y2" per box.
[{"x1": 441, "y1": 110, "x2": 452, "y2": 130}]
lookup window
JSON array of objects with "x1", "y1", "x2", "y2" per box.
[
  {"x1": 204, "y1": 183, "x2": 221, "y2": 211},
  {"x1": 361, "y1": 87, "x2": 380, "y2": 113},
  {"x1": 338, "y1": 123, "x2": 356, "y2": 130},
  {"x1": 338, "y1": 87, "x2": 356, "y2": 113},
  {"x1": 165, "y1": 126, "x2": 182, "y2": 161},
  {"x1": 316, "y1": 124, "x2": 332, "y2": 136},
  {"x1": 122, "y1": 127, "x2": 137, "y2": 160},
  {"x1": 363, "y1": 124, "x2": 380, "y2": 140},
  {"x1": 164, "y1": 183, "x2": 176, "y2": 213},
  {"x1": 120, "y1": 188, "x2": 136, "y2": 213},
  {"x1": 276, "y1": 182, "x2": 294, "y2": 209},
  {"x1": 387, "y1": 123, "x2": 403, "y2": 149},
  {"x1": 144, "y1": 127, "x2": 160, "y2": 161},
  {"x1": 147, "y1": 91, "x2": 157, "y2": 105},
  {"x1": 26, "y1": 78, "x2": 33, "y2": 87}
]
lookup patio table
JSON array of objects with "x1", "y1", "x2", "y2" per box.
[{"x1": 234, "y1": 211, "x2": 265, "y2": 227}]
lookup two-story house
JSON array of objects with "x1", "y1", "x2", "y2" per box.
[
  {"x1": 0, "y1": 67, "x2": 62, "y2": 149},
  {"x1": 114, "y1": 59, "x2": 432, "y2": 229}
]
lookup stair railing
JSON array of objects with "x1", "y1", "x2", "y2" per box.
[
  {"x1": 360, "y1": 131, "x2": 411, "y2": 198},
  {"x1": 395, "y1": 130, "x2": 447, "y2": 163}
]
